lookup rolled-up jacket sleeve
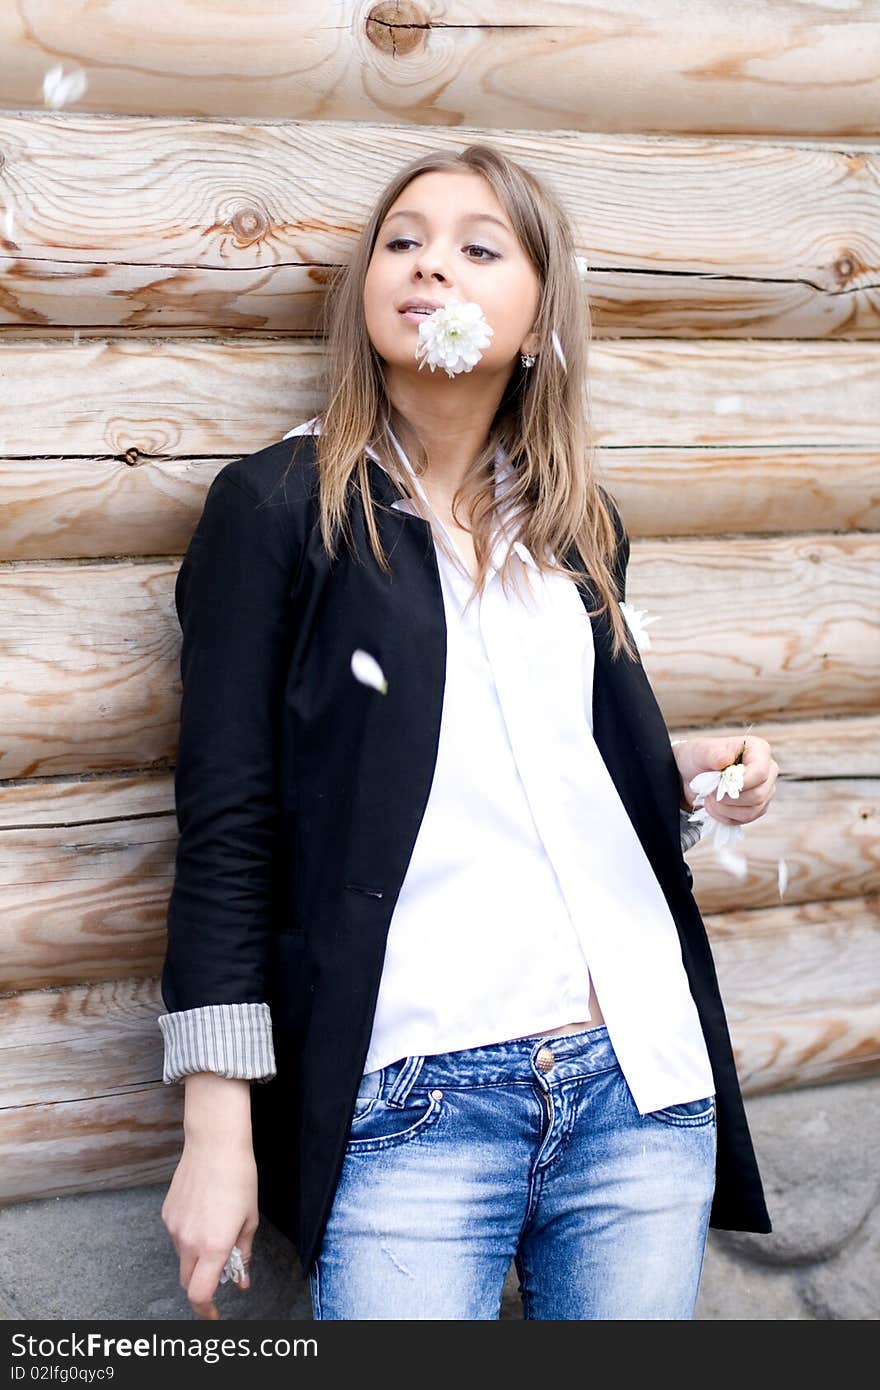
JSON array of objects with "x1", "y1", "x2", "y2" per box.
[
  {"x1": 158, "y1": 1002, "x2": 276, "y2": 1084},
  {"x1": 159, "y1": 462, "x2": 301, "y2": 1083}
]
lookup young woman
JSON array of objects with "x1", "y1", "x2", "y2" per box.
[{"x1": 158, "y1": 143, "x2": 777, "y2": 1320}]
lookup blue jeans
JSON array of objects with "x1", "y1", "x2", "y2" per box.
[{"x1": 309, "y1": 1024, "x2": 716, "y2": 1319}]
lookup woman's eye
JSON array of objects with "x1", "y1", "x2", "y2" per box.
[{"x1": 385, "y1": 238, "x2": 498, "y2": 261}]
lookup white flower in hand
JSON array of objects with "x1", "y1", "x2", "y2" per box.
[
  {"x1": 686, "y1": 759, "x2": 748, "y2": 871},
  {"x1": 619, "y1": 601, "x2": 661, "y2": 653},
  {"x1": 414, "y1": 300, "x2": 494, "y2": 377},
  {"x1": 689, "y1": 762, "x2": 746, "y2": 804},
  {"x1": 351, "y1": 648, "x2": 388, "y2": 694}
]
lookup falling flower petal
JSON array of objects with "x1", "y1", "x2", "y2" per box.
[
  {"x1": 351, "y1": 648, "x2": 388, "y2": 694},
  {"x1": 574, "y1": 255, "x2": 590, "y2": 278},
  {"x1": 688, "y1": 801, "x2": 748, "y2": 854},
  {"x1": 551, "y1": 328, "x2": 567, "y2": 372},
  {"x1": 3, "y1": 206, "x2": 15, "y2": 243},
  {"x1": 777, "y1": 858, "x2": 789, "y2": 898},
  {"x1": 414, "y1": 299, "x2": 494, "y2": 378},
  {"x1": 619, "y1": 601, "x2": 661, "y2": 653},
  {"x1": 717, "y1": 846, "x2": 749, "y2": 878},
  {"x1": 42, "y1": 65, "x2": 88, "y2": 109}
]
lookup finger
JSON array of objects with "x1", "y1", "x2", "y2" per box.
[
  {"x1": 720, "y1": 775, "x2": 773, "y2": 810},
  {"x1": 187, "y1": 1256, "x2": 227, "y2": 1321},
  {"x1": 740, "y1": 738, "x2": 773, "y2": 791},
  {"x1": 233, "y1": 1225, "x2": 257, "y2": 1292},
  {"x1": 707, "y1": 793, "x2": 768, "y2": 824}
]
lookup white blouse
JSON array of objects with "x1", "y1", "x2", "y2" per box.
[{"x1": 159, "y1": 420, "x2": 713, "y2": 1114}]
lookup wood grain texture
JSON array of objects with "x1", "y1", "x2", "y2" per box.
[
  {"x1": 2, "y1": 891, "x2": 877, "y2": 1203},
  {"x1": 0, "y1": 2, "x2": 877, "y2": 133},
  {"x1": 1, "y1": 532, "x2": 874, "y2": 779},
  {"x1": 706, "y1": 895, "x2": 880, "y2": 1095},
  {"x1": 0, "y1": 116, "x2": 878, "y2": 336},
  {"x1": 1, "y1": 719, "x2": 877, "y2": 997},
  {"x1": 0, "y1": 1086, "x2": 182, "y2": 1203},
  {"x1": 0, "y1": 338, "x2": 878, "y2": 458},
  {"x1": 2, "y1": 446, "x2": 878, "y2": 563}
]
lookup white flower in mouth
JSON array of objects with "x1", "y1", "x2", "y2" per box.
[
  {"x1": 351, "y1": 648, "x2": 388, "y2": 694},
  {"x1": 619, "y1": 601, "x2": 661, "y2": 653},
  {"x1": 413, "y1": 299, "x2": 494, "y2": 377},
  {"x1": 42, "y1": 65, "x2": 88, "y2": 108}
]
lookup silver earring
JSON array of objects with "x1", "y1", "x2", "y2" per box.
[{"x1": 521, "y1": 352, "x2": 536, "y2": 369}]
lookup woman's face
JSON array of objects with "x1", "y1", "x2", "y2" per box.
[{"x1": 364, "y1": 170, "x2": 541, "y2": 379}]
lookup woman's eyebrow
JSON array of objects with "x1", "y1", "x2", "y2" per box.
[{"x1": 384, "y1": 209, "x2": 512, "y2": 235}]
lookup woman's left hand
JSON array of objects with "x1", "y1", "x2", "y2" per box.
[{"x1": 673, "y1": 735, "x2": 779, "y2": 826}]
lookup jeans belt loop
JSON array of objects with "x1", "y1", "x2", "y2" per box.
[{"x1": 386, "y1": 1055, "x2": 426, "y2": 1107}]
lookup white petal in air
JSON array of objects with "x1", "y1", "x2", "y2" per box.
[
  {"x1": 777, "y1": 858, "x2": 789, "y2": 898},
  {"x1": 619, "y1": 601, "x2": 661, "y2": 653},
  {"x1": 351, "y1": 648, "x2": 388, "y2": 694},
  {"x1": 551, "y1": 329, "x2": 567, "y2": 372},
  {"x1": 717, "y1": 845, "x2": 749, "y2": 878},
  {"x1": 42, "y1": 65, "x2": 88, "y2": 109}
]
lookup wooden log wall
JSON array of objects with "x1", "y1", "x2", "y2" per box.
[{"x1": 0, "y1": 1, "x2": 878, "y2": 1206}]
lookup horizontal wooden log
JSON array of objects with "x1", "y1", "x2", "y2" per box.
[
  {"x1": 684, "y1": 779, "x2": 879, "y2": 911},
  {"x1": 0, "y1": 770, "x2": 175, "y2": 993},
  {"x1": 632, "y1": 531, "x2": 880, "y2": 724},
  {"x1": 0, "y1": 530, "x2": 875, "y2": 779},
  {"x1": 2, "y1": 743, "x2": 877, "y2": 995},
  {"x1": 0, "y1": 338, "x2": 878, "y2": 459},
  {"x1": 667, "y1": 713, "x2": 880, "y2": 781},
  {"x1": 1, "y1": 892, "x2": 876, "y2": 1203},
  {"x1": 2, "y1": 446, "x2": 878, "y2": 563},
  {"x1": 0, "y1": 1086, "x2": 181, "y2": 1204},
  {"x1": 1, "y1": 7, "x2": 878, "y2": 135},
  {"x1": 0, "y1": 117, "x2": 878, "y2": 336},
  {"x1": 705, "y1": 896, "x2": 880, "y2": 1095}
]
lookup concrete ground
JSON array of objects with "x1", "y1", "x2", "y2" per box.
[{"x1": 2, "y1": 1073, "x2": 877, "y2": 1320}]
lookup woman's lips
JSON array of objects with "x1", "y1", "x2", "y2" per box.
[{"x1": 399, "y1": 307, "x2": 437, "y2": 324}]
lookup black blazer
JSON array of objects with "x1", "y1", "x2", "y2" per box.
[{"x1": 161, "y1": 432, "x2": 772, "y2": 1278}]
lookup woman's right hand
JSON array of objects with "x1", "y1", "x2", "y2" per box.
[{"x1": 161, "y1": 1075, "x2": 259, "y2": 1320}]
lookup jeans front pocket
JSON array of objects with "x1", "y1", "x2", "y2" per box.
[
  {"x1": 345, "y1": 1088, "x2": 446, "y2": 1153},
  {"x1": 647, "y1": 1094, "x2": 716, "y2": 1127}
]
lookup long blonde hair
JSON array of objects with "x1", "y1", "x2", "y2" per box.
[{"x1": 283, "y1": 141, "x2": 638, "y2": 663}]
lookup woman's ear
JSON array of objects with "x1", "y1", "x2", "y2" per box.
[{"x1": 520, "y1": 330, "x2": 540, "y2": 358}]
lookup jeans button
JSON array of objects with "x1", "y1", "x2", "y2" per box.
[{"x1": 536, "y1": 1046, "x2": 555, "y2": 1072}]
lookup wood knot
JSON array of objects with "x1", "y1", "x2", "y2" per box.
[
  {"x1": 231, "y1": 205, "x2": 268, "y2": 244},
  {"x1": 366, "y1": 1, "x2": 428, "y2": 57},
  {"x1": 123, "y1": 448, "x2": 140, "y2": 467},
  {"x1": 832, "y1": 251, "x2": 863, "y2": 285}
]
